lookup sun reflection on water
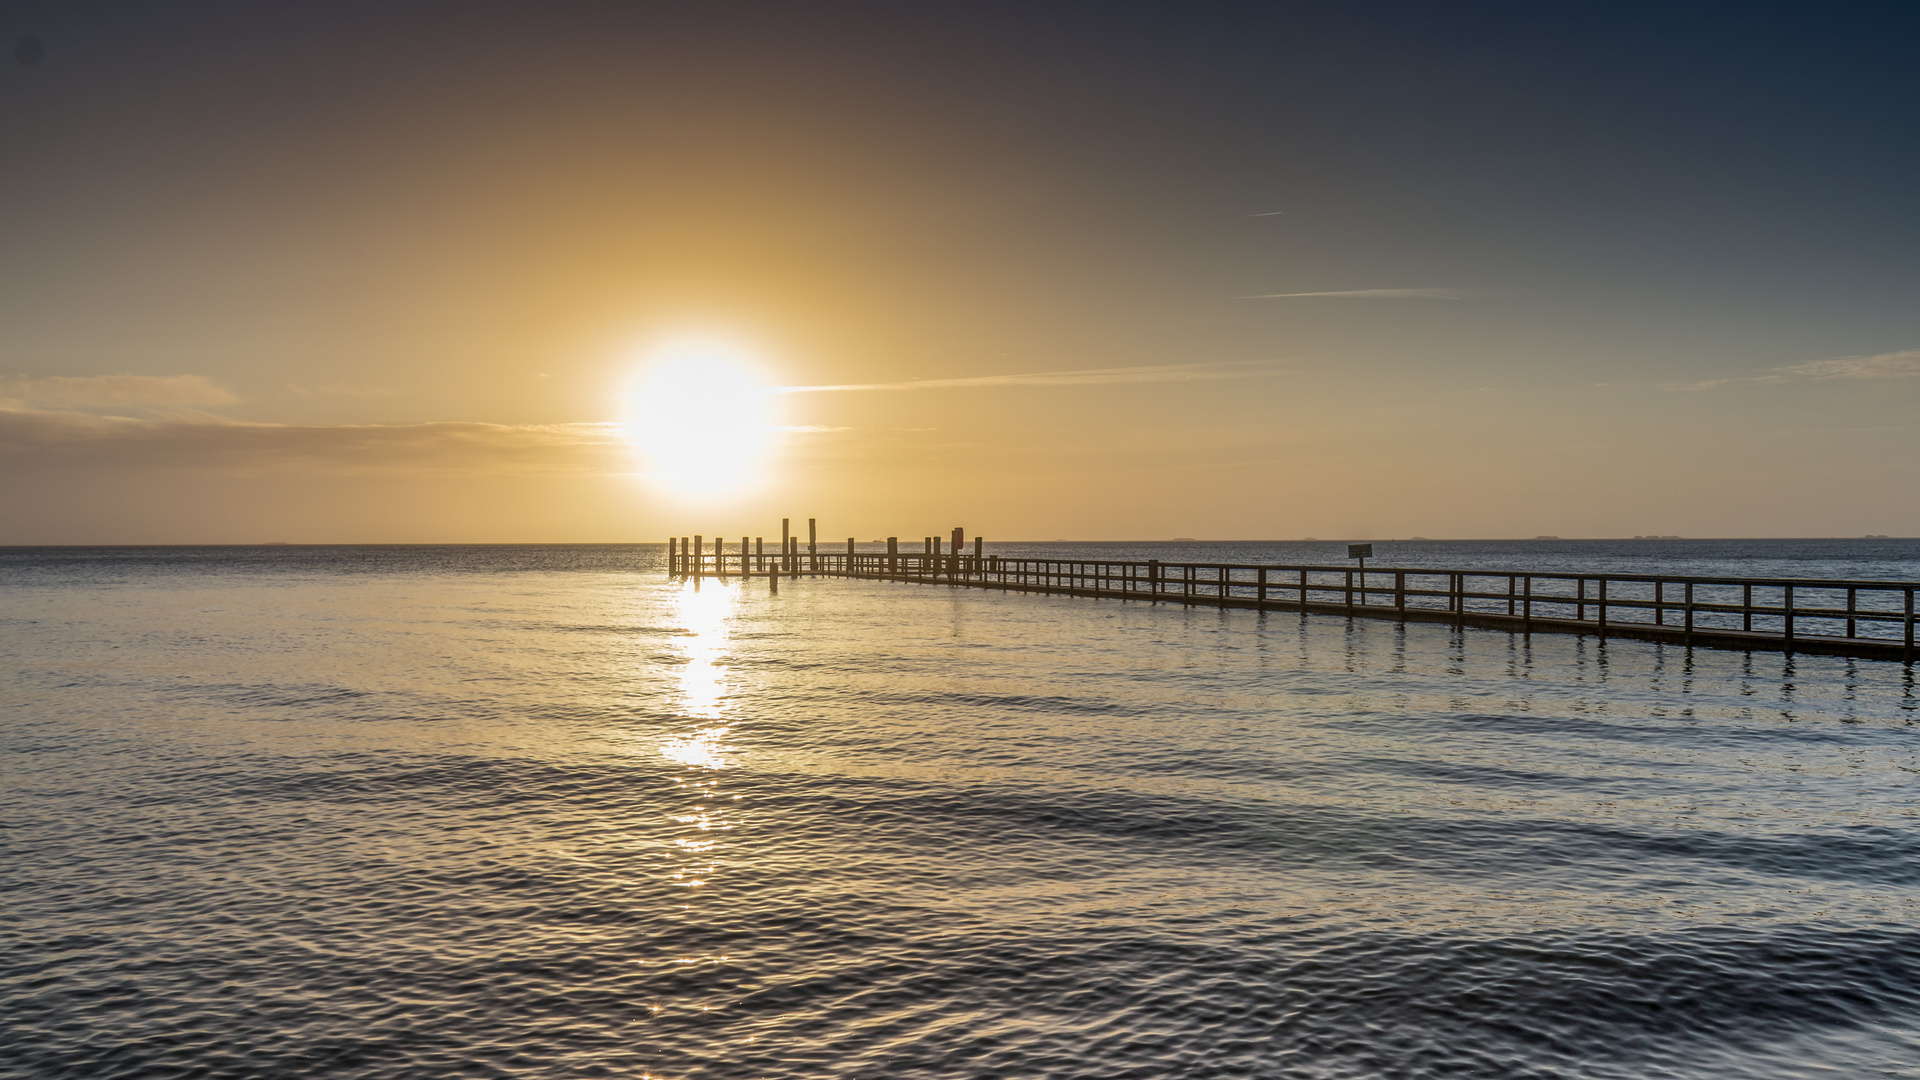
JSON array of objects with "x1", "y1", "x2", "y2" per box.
[{"x1": 662, "y1": 578, "x2": 739, "y2": 768}]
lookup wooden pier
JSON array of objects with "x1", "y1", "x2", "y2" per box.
[{"x1": 665, "y1": 533, "x2": 1919, "y2": 664}]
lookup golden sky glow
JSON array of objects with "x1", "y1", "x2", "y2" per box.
[{"x1": 0, "y1": 5, "x2": 1915, "y2": 541}]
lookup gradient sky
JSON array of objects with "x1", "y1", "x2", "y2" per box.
[{"x1": 2, "y1": 1, "x2": 1916, "y2": 543}]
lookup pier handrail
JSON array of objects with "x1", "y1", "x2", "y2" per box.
[{"x1": 663, "y1": 539, "x2": 1918, "y2": 663}]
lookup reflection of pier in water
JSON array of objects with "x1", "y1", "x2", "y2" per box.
[{"x1": 666, "y1": 525, "x2": 1918, "y2": 664}]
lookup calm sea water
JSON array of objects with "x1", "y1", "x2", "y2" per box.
[{"x1": 4, "y1": 542, "x2": 1919, "y2": 1080}]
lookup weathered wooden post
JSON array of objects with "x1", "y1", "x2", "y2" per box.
[
  {"x1": 741, "y1": 537, "x2": 750, "y2": 578},
  {"x1": 1598, "y1": 578, "x2": 1608, "y2": 637},
  {"x1": 1684, "y1": 581, "x2": 1694, "y2": 642},
  {"x1": 1905, "y1": 589, "x2": 1915, "y2": 662},
  {"x1": 1257, "y1": 567, "x2": 1267, "y2": 604},
  {"x1": 1784, "y1": 585, "x2": 1795, "y2": 651},
  {"x1": 756, "y1": 537, "x2": 764, "y2": 574},
  {"x1": 1523, "y1": 575, "x2": 1533, "y2": 633},
  {"x1": 887, "y1": 537, "x2": 898, "y2": 578},
  {"x1": 974, "y1": 536, "x2": 983, "y2": 581},
  {"x1": 693, "y1": 535, "x2": 703, "y2": 582},
  {"x1": 1149, "y1": 559, "x2": 1160, "y2": 599},
  {"x1": 1347, "y1": 543, "x2": 1371, "y2": 607},
  {"x1": 668, "y1": 537, "x2": 678, "y2": 578},
  {"x1": 808, "y1": 518, "x2": 818, "y2": 572},
  {"x1": 789, "y1": 536, "x2": 799, "y2": 579}
]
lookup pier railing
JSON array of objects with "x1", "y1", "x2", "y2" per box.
[{"x1": 666, "y1": 542, "x2": 1918, "y2": 663}]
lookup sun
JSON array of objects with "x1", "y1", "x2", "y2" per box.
[{"x1": 627, "y1": 340, "x2": 778, "y2": 500}]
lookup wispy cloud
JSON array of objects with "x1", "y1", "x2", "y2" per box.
[
  {"x1": 1677, "y1": 348, "x2": 1920, "y2": 390},
  {"x1": 0, "y1": 373, "x2": 237, "y2": 409},
  {"x1": 1772, "y1": 350, "x2": 1920, "y2": 381},
  {"x1": 0, "y1": 408, "x2": 627, "y2": 474},
  {"x1": 777, "y1": 360, "x2": 1279, "y2": 394},
  {"x1": 1242, "y1": 288, "x2": 1470, "y2": 300}
]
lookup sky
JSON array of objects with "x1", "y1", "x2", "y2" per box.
[{"x1": 1, "y1": 0, "x2": 1916, "y2": 543}]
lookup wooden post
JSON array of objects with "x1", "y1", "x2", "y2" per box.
[
  {"x1": 1576, "y1": 578, "x2": 1585, "y2": 622},
  {"x1": 1396, "y1": 571, "x2": 1406, "y2": 618},
  {"x1": 667, "y1": 537, "x2": 677, "y2": 578},
  {"x1": 1598, "y1": 578, "x2": 1608, "y2": 638},
  {"x1": 693, "y1": 535, "x2": 703, "y2": 582},
  {"x1": 1257, "y1": 567, "x2": 1267, "y2": 604},
  {"x1": 887, "y1": 536, "x2": 898, "y2": 578},
  {"x1": 1847, "y1": 587, "x2": 1857, "y2": 639},
  {"x1": 791, "y1": 536, "x2": 800, "y2": 578},
  {"x1": 1654, "y1": 580, "x2": 1664, "y2": 625},
  {"x1": 1523, "y1": 575, "x2": 1532, "y2": 633},
  {"x1": 1345, "y1": 569, "x2": 1354, "y2": 612},
  {"x1": 808, "y1": 518, "x2": 818, "y2": 572},
  {"x1": 1149, "y1": 559, "x2": 1160, "y2": 599},
  {"x1": 1744, "y1": 584, "x2": 1753, "y2": 632},
  {"x1": 715, "y1": 535, "x2": 725, "y2": 580},
  {"x1": 1906, "y1": 589, "x2": 1915, "y2": 662},
  {"x1": 1685, "y1": 582, "x2": 1694, "y2": 643},
  {"x1": 1299, "y1": 568, "x2": 1308, "y2": 608},
  {"x1": 974, "y1": 536, "x2": 983, "y2": 581},
  {"x1": 782, "y1": 519, "x2": 791, "y2": 575},
  {"x1": 1784, "y1": 585, "x2": 1795, "y2": 650},
  {"x1": 756, "y1": 537, "x2": 764, "y2": 574}
]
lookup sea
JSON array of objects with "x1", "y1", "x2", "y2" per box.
[{"x1": 3, "y1": 539, "x2": 1919, "y2": 1080}]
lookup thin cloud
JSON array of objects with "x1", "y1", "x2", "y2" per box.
[
  {"x1": 1242, "y1": 288, "x2": 1469, "y2": 300},
  {"x1": 1676, "y1": 348, "x2": 1920, "y2": 390},
  {"x1": 777, "y1": 361, "x2": 1279, "y2": 394},
  {"x1": 0, "y1": 407, "x2": 628, "y2": 474},
  {"x1": 0, "y1": 373, "x2": 237, "y2": 409},
  {"x1": 1247, "y1": 211, "x2": 1285, "y2": 217},
  {"x1": 1774, "y1": 350, "x2": 1920, "y2": 380}
]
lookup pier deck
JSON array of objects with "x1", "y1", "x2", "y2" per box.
[{"x1": 667, "y1": 539, "x2": 1918, "y2": 664}]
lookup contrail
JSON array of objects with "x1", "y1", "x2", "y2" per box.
[{"x1": 1242, "y1": 288, "x2": 1466, "y2": 299}]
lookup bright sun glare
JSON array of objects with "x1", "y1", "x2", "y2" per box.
[{"x1": 628, "y1": 341, "x2": 777, "y2": 500}]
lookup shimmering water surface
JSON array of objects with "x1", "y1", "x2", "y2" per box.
[{"x1": 4, "y1": 543, "x2": 1920, "y2": 1079}]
